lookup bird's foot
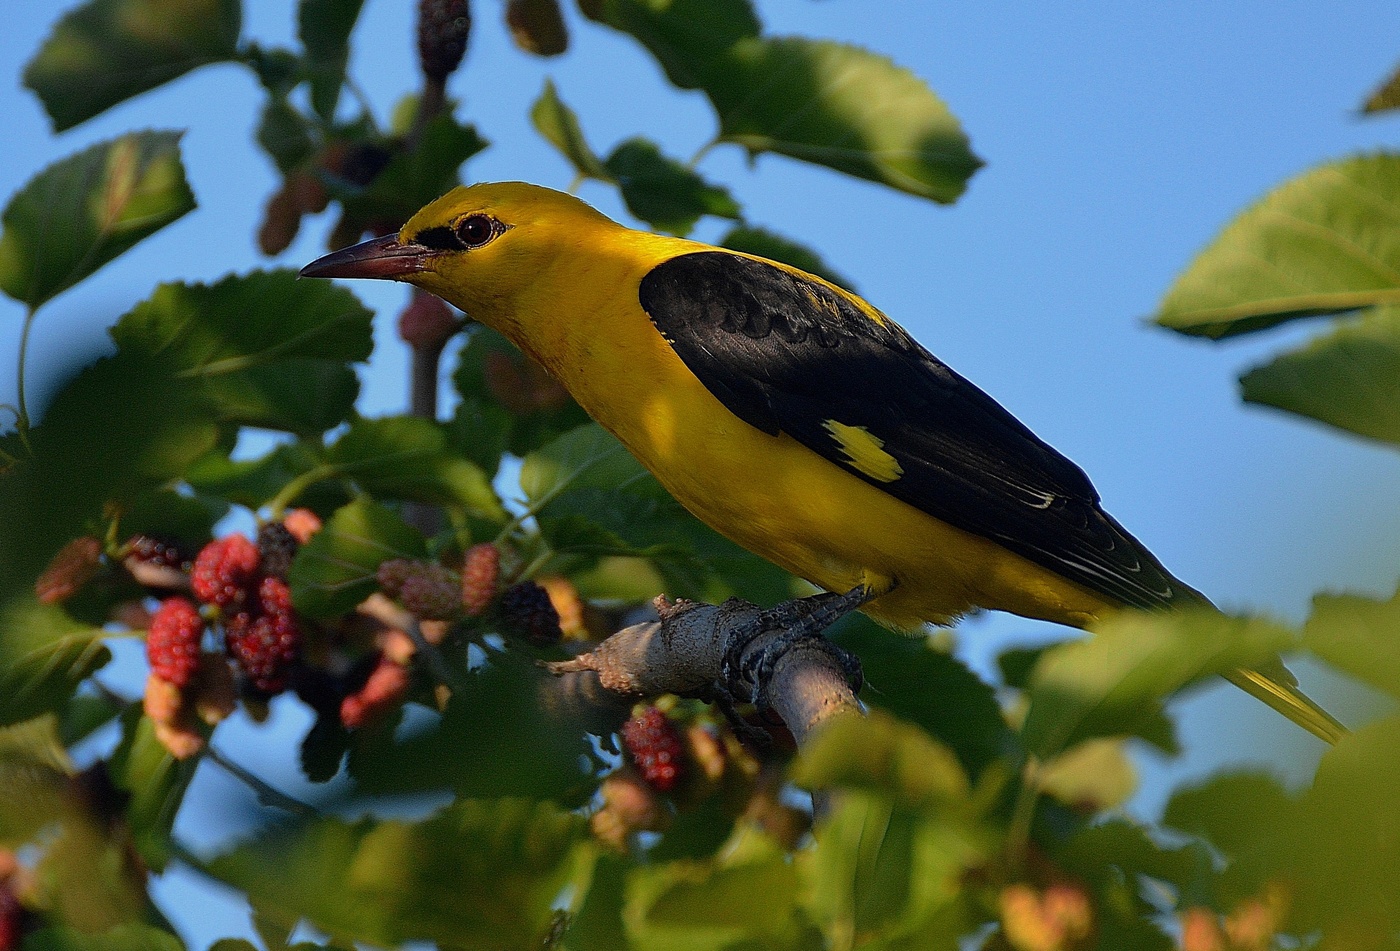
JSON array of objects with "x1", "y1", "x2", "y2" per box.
[{"x1": 719, "y1": 585, "x2": 872, "y2": 713}]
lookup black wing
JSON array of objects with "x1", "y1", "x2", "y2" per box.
[{"x1": 639, "y1": 251, "x2": 1195, "y2": 610}]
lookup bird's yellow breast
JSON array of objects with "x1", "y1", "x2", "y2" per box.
[{"x1": 495, "y1": 232, "x2": 1114, "y2": 631}]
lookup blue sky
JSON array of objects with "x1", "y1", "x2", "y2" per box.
[{"x1": 4, "y1": 2, "x2": 1400, "y2": 947}]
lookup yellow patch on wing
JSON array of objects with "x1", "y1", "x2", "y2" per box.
[{"x1": 823, "y1": 420, "x2": 904, "y2": 483}]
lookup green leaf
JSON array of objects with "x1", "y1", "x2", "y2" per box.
[
  {"x1": 0, "y1": 132, "x2": 195, "y2": 308},
  {"x1": 287, "y1": 497, "x2": 427, "y2": 617},
  {"x1": 597, "y1": 0, "x2": 980, "y2": 202},
  {"x1": 791, "y1": 710, "x2": 969, "y2": 807},
  {"x1": 208, "y1": 799, "x2": 584, "y2": 950},
  {"x1": 325, "y1": 416, "x2": 504, "y2": 516},
  {"x1": 530, "y1": 79, "x2": 612, "y2": 181},
  {"x1": 299, "y1": 0, "x2": 366, "y2": 120},
  {"x1": 1156, "y1": 153, "x2": 1400, "y2": 338},
  {"x1": 23, "y1": 0, "x2": 240, "y2": 131},
  {"x1": 719, "y1": 226, "x2": 855, "y2": 292},
  {"x1": 829, "y1": 616, "x2": 1009, "y2": 777},
  {"x1": 1054, "y1": 817, "x2": 1213, "y2": 900},
  {"x1": 1287, "y1": 715, "x2": 1400, "y2": 933},
  {"x1": 1038, "y1": 738, "x2": 1138, "y2": 813},
  {"x1": 184, "y1": 442, "x2": 338, "y2": 511},
  {"x1": 800, "y1": 791, "x2": 984, "y2": 947},
  {"x1": 1163, "y1": 772, "x2": 1296, "y2": 862},
  {"x1": 0, "y1": 719, "x2": 72, "y2": 845},
  {"x1": 1302, "y1": 584, "x2": 1400, "y2": 700},
  {"x1": 1363, "y1": 64, "x2": 1400, "y2": 114},
  {"x1": 111, "y1": 270, "x2": 373, "y2": 436},
  {"x1": 0, "y1": 632, "x2": 110, "y2": 728},
  {"x1": 119, "y1": 488, "x2": 227, "y2": 548},
  {"x1": 258, "y1": 98, "x2": 317, "y2": 174},
  {"x1": 22, "y1": 924, "x2": 185, "y2": 951},
  {"x1": 451, "y1": 325, "x2": 588, "y2": 459},
  {"x1": 1240, "y1": 304, "x2": 1400, "y2": 445},
  {"x1": 108, "y1": 706, "x2": 200, "y2": 870},
  {"x1": 347, "y1": 652, "x2": 598, "y2": 802},
  {"x1": 604, "y1": 138, "x2": 740, "y2": 235},
  {"x1": 336, "y1": 115, "x2": 488, "y2": 228},
  {"x1": 626, "y1": 834, "x2": 817, "y2": 950},
  {"x1": 564, "y1": 852, "x2": 632, "y2": 951},
  {"x1": 1020, "y1": 608, "x2": 1293, "y2": 759}
]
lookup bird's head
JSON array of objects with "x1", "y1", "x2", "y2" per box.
[{"x1": 300, "y1": 181, "x2": 619, "y2": 336}]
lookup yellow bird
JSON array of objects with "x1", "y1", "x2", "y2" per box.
[{"x1": 302, "y1": 181, "x2": 1344, "y2": 744}]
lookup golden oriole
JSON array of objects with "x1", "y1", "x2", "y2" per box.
[{"x1": 302, "y1": 181, "x2": 1345, "y2": 744}]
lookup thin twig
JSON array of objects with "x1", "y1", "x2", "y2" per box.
[{"x1": 204, "y1": 744, "x2": 320, "y2": 817}]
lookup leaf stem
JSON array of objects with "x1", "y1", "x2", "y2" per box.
[
  {"x1": 1006, "y1": 757, "x2": 1043, "y2": 863},
  {"x1": 205, "y1": 744, "x2": 320, "y2": 817},
  {"x1": 688, "y1": 137, "x2": 720, "y2": 170},
  {"x1": 13, "y1": 305, "x2": 38, "y2": 451}
]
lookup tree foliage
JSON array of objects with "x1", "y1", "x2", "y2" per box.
[{"x1": 1, "y1": 2, "x2": 1397, "y2": 949}]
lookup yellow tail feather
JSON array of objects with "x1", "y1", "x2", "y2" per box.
[{"x1": 1223, "y1": 666, "x2": 1347, "y2": 745}]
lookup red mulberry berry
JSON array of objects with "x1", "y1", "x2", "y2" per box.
[
  {"x1": 398, "y1": 292, "x2": 459, "y2": 350},
  {"x1": 621, "y1": 706, "x2": 684, "y2": 792},
  {"x1": 192, "y1": 534, "x2": 261, "y2": 609},
  {"x1": 340, "y1": 654, "x2": 412, "y2": 730},
  {"x1": 146, "y1": 597, "x2": 205, "y2": 687},
  {"x1": 499, "y1": 580, "x2": 562, "y2": 645},
  {"x1": 282, "y1": 508, "x2": 322, "y2": 544},
  {"x1": 376, "y1": 558, "x2": 416, "y2": 599},
  {"x1": 35, "y1": 536, "x2": 103, "y2": 604},
  {"x1": 257, "y1": 521, "x2": 300, "y2": 578},
  {"x1": 399, "y1": 564, "x2": 461, "y2": 620},
  {"x1": 460, "y1": 543, "x2": 500, "y2": 617},
  {"x1": 226, "y1": 578, "x2": 301, "y2": 693},
  {"x1": 419, "y1": 0, "x2": 471, "y2": 81}
]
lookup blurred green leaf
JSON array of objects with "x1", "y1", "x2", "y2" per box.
[
  {"x1": 0, "y1": 631, "x2": 110, "y2": 728},
  {"x1": 347, "y1": 652, "x2": 598, "y2": 802},
  {"x1": 1164, "y1": 771, "x2": 1296, "y2": 864},
  {"x1": 23, "y1": 924, "x2": 185, "y2": 951},
  {"x1": 288, "y1": 497, "x2": 427, "y2": 618},
  {"x1": 119, "y1": 488, "x2": 227, "y2": 549},
  {"x1": 1055, "y1": 817, "x2": 1214, "y2": 901},
  {"x1": 1288, "y1": 715, "x2": 1400, "y2": 933},
  {"x1": 719, "y1": 225, "x2": 855, "y2": 292},
  {"x1": 792, "y1": 709, "x2": 969, "y2": 807},
  {"x1": 325, "y1": 416, "x2": 504, "y2": 516},
  {"x1": 564, "y1": 852, "x2": 633, "y2": 951},
  {"x1": 0, "y1": 718, "x2": 71, "y2": 845},
  {"x1": 446, "y1": 398, "x2": 513, "y2": 477},
  {"x1": 604, "y1": 138, "x2": 740, "y2": 235},
  {"x1": 597, "y1": 0, "x2": 981, "y2": 202},
  {"x1": 110, "y1": 270, "x2": 373, "y2": 436},
  {"x1": 1240, "y1": 304, "x2": 1400, "y2": 445},
  {"x1": 184, "y1": 442, "x2": 339, "y2": 511},
  {"x1": 531, "y1": 79, "x2": 611, "y2": 180},
  {"x1": 452, "y1": 325, "x2": 588, "y2": 459},
  {"x1": 1363, "y1": 63, "x2": 1400, "y2": 114},
  {"x1": 1302, "y1": 585, "x2": 1400, "y2": 699},
  {"x1": 336, "y1": 115, "x2": 487, "y2": 228},
  {"x1": 800, "y1": 790, "x2": 984, "y2": 947},
  {"x1": 299, "y1": 0, "x2": 365, "y2": 120},
  {"x1": 1020, "y1": 609, "x2": 1293, "y2": 759},
  {"x1": 1038, "y1": 738, "x2": 1137, "y2": 813},
  {"x1": 258, "y1": 98, "x2": 316, "y2": 174},
  {"x1": 1156, "y1": 153, "x2": 1400, "y2": 338},
  {"x1": 23, "y1": 0, "x2": 240, "y2": 131},
  {"x1": 626, "y1": 833, "x2": 818, "y2": 950},
  {"x1": 209, "y1": 799, "x2": 584, "y2": 950},
  {"x1": 108, "y1": 707, "x2": 200, "y2": 870},
  {"x1": 0, "y1": 131, "x2": 194, "y2": 308},
  {"x1": 830, "y1": 616, "x2": 1009, "y2": 777}
]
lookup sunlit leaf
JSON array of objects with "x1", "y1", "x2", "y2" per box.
[
  {"x1": 0, "y1": 132, "x2": 194, "y2": 308},
  {"x1": 110, "y1": 270, "x2": 373, "y2": 436},
  {"x1": 287, "y1": 497, "x2": 427, "y2": 617},
  {"x1": 23, "y1": 924, "x2": 185, "y2": 951},
  {"x1": 0, "y1": 631, "x2": 109, "y2": 728},
  {"x1": 1020, "y1": 609, "x2": 1293, "y2": 759},
  {"x1": 1240, "y1": 304, "x2": 1400, "y2": 446},
  {"x1": 792, "y1": 709, "x2": 969, "y2": 807},
  {"x1": 530, "y1": 79, "x2": 611, "y2": 180},
  {"x1": 604, "y1": 138, "x2": 740, "y2": 235},
  {"x1": 325, "y1": 416, "x2": 503, "y2": 516},
  {"x1": 1157, "y1": 153, "x2": 1400, "y2": 338},
  {"x1": 299, "y1": 0, "x2": 365, "y2": 120},
  {"x1": 597, "y1": 0, "x2": 981, "y2": 201},
  {"x1": 23, "y1": 0, "x2": 240, "y2": 131},
  {"x1": 209, "y1": 799, "x2": 584, "y2": 950}
]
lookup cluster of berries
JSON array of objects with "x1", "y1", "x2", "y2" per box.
[
  {"x1": 135, "y1": 512, "x2": 321, "y2": 758},
  {"x1": 592, "y1": 701, "x2": 805, "y2": 852},
  {"x1": 375, "y1": 543, "x2": 567, "y2": 646}
]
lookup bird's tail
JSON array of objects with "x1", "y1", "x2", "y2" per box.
[{"x1": 1222, "y1": 663, "x2": 1347, "y2": 745}]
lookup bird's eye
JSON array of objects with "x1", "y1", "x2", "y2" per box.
[{"x1": 454, "y1": 214, "x2": 498, "y2": 249}]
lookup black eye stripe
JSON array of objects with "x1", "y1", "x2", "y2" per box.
[{"x1": 414, "y1": 225, "x2": 461, "y2": 250}]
